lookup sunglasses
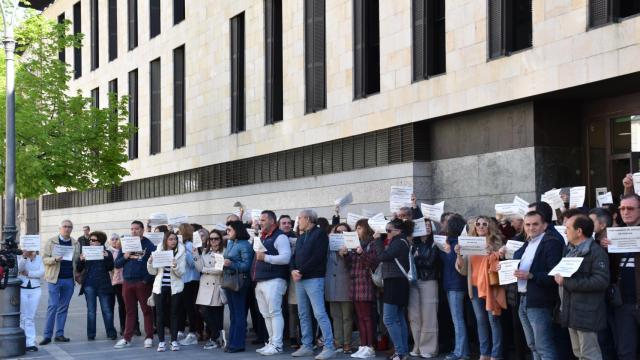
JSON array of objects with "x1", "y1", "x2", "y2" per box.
[
  {"x1": 62, "y1": 225, "x2": 73, "y2": 228},
  {"x1": 209, "y1": 236, "x2": 221, "y2": 241},
  {"x1": 475, "y1": 222, "x2": 489, "y2": 227},
  {"x1": 90, "y1": 238, "x2": 99, "y2": 242},
  {"x1": 619, "y1": 206, "x2": 638, "y2": 212},
  {"x1": 385, "y1": 228, "x2": 397, "y2": 233}
]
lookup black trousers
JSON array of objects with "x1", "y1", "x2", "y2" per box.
[
  {"x1": 154, "y1": 287, "x2": 182, "y2": 342},
  {"x1": 178, "y1": 281, "x2": 203, "y2": 334},
  {"x1": 201, "y1": 305, "x2": 224, "y2": 341}
]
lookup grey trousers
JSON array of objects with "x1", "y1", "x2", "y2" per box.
[{"x1": 568, "y1": 328, "x2": 602, "y2": 360}]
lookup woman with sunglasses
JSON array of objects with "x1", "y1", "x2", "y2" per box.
[
  {"x1": 194, "y1": 229, "x2": 228, "y2": 350},
  {"x1": 327, "y1": 222, "x2": 355, "y2": 354},
  {"x1": 222, "y1": 220, "x2": 254, "y2": 353},
  {"x1": 147, "y1": 232, "x2": 186, "y2": 352},
  {"x1": 378, "y1": 218, "x2": 414, "y2": 360},
  {"x1": 77, "y1": 231, "x2": 118, "y2": 341},
  {"x1": 455, "y1": 216, "x2": 506, "y2": 360}
]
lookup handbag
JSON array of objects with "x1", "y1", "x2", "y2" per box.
[
  {"x1": 395, "y1": 239, "x2": 416, "y2": 285},
  {"x1": 221, "y1": 270, "x2": 244, "y2": 292},
  {"x1": 488, "y1": 271, "x2": 500, "y2": 286},
  {"x1": 371, "y1": 263, "x2": 384, "y2": 288}
]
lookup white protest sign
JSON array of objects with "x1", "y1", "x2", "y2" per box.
[
  {"x1": 52, "y1": 244, "x2": 74, "y2": 261},
  {"x1": 495, "y1": 203, "x2": 518, "y2": 217},
  {"x1": 329, "y1": 234, "x2": 345, "y2": 251},
  {"x1": 146, "y1": 232, "x2": 164, "y2": 246},
  {"x1": 178, "y1": 235, "x2": 183, "y2": 244},
  {"x1": 458, "y1": 236, "x2": 487, "y2": 256},
  {"x1": 412, "y1": 218, "x2": 428, "y2": 237},
  {"x1": 342, "y1": 232, "x2": 360, "y2": 249},
  {"x1": 634, "y1": 173, "x2": 640, "y2": 195},
  {"x1": 548, "y1": 257, "x2": 584, "y2": 277},
  {"x1": 192, "y1": 230, "x2": 203, "y2": 248},
  {"x1": 597, "y1": 192, "x2": 614, "y2": 207},
  {"x1": 152, "y1": 250, "x2": 173, "y2": 268},
  {"x1": 505, "y1": 240, "x2": 524, "y2": 260},
  {"x1": 168, "y1": 214, "x2": 189, "y2": 227},
  {"x1": 370, "y1": 213, "x2": 386, "y2": 221},
  {"x1": 543, "y1": 189, "x2": 564, "y2": 210},
  {"x1": 251, "y1": 209, "x2": 262, "y2": 222},
  {"x1": 121, "y1": 236, "x2": 143, "y2": 253},
  {"x1": 498, "y1": 260, "x2": 520, "y2": 285},
  {"x1": 20, "y1": 235, "x2": 41, "y2": 251},
  {"x1": 555, "y1": 226, "x2": 568, "y2": 245},
  {"x1": 606, "y1": 227, "x2": 640, "y2": 253},
  {"x1": 213, "y1": 253, "x2": 225, "y2": 271},
  {"x1": 253, "y1": 237, "x2": 267, "y2": 252},
  {"x1": 334, "y1": 193, "x2": 353, "y2": 207},
  {"x1": 513, "y1": 196, "x2": 530, "y2": 217},
  {"x1": 347, "y1": 213, "x2": 364, "y2": 228},
  {"x1": 389, "y1": 186, "x2": 413, "y2": 213},
  {"x1": 362, "y1": 209, "x2": 377, "y2": 218},
  {"x1": 569, "y1": 186, "x2": 586, "y2": 208},
  {"x1": 82, "y1": 246, "x2": 104, "y2": 261},
  {"x1": 433, "y1": 235, "x2": 447, "y2": 251},
  {"x1": 368, "y1": 218, "x2": 387, "y2": 233},
  {"x1": 420, "y1": 202, "x2": 444, "y2": 222}
]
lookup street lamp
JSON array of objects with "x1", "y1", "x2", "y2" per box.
[{"x1": 0, "y1": 0, "x2": 26, "y2": 357}]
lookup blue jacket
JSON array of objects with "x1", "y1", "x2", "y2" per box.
[
  {"x1": 114, "y1": 236, "x2": 156, "y2": 283},
  {"x1": 513, "y1": 231, "x2": 563, "y2": 308},
  {"x1": 254, "y1": 228, "x2": 289, "y2": 281},
  {"x1": 290, "y1": 226, "x2": 329, "y2": 280},
  {"x1": 182, "y1": 241, "x2": 201, "y2": 283},
  {"x1": 223, "y1": 238, "x2": 254, "y2": 274},
  {"x1": 438, "y1": 237, "x2": 467, "y2": 292},
  {"x1": 77, "y1": 250, "x2": 114, "y2": 295}
]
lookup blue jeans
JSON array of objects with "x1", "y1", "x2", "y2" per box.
[
  {"x1": 518, "y1": 295, "x2": 557, "y2": 360},
  {"x1": 84, "y1": 286, "x2": 116, "y2": 338},
  {"x1": 295, "y1": 277, "x2": 334, "y2": 350},
  {"x1": 383, "y1": 302, "x2": 409, "y2": 356},
  {"x1": 471, "y1": 287, "x2": 502, "y2": 358},
  {"x1": 224, "y1": 281, "x2": 249, "y2": 350},
  {"x1": 447, "y1": 290, "x2": 470, "y2": 358},
  {"x1": 44, "y1": 277, "x2": 75, "y2": 338}
]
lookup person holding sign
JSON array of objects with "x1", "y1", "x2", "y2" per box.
[
  {"x1": 40, "y1": 219, "x2": 80, "y2": 346},
  {"x1": 147, "y1": 232, "x2": 186, "y2": 352},
  {"x1": 176, "y1": 223, "x2": 203, "y2": 347},
  {"x1": 454, "y1": 216, "x2": 505, "y2": 360},
  {"x1": 18, "y1": 249, "x2": 44, "y2": 352},
  {"x1": 326, "y1": 223, "x2": 355, "y2": 354},
  {"x1": 554, "y1": 211, "x2": 609, "y2": 360},
  {"x1": 113, "y1": 220, "x2": 157, "y2": 349},
  {"x1": 511, "y1": 211, "x2": 564, "y2": 360},
  {"x1": 222, "y1": 220, "x2": 255, "y2": 353},
  {"x1": 76, "y1": 231, "x2": 117, "y2": 341},
  {"x1": 107, "y1": 234, "x2": 137, "y2": 337},
  {"x1": 408, "y1": 219, "x2": 440, "y2": 358},
  {"x1": 344, "y1": 219, "x2": 382, "y2": 359},
  {"x1": 194, "y1": 229, "x2": 227, "y2": 350}
]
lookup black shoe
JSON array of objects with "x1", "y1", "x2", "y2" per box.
[
  {"x1": 227, "y1": 348, "x2": 245, "y2": 353},
  {"x1": 39, "y1": 338, "x2": 51, "y2": 346},
  {"x1": 26, "y1": 346, "x2": 38, "y2": 352},
  {"x1": 88, "y1": 337, "x2": 95, "y2": 341},
  {"x1": 54, "y1": 336, "x2": 70, "y2": 342}
]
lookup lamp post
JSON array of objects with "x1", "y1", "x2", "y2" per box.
[{"x1": 0, "y1": 0, "x2": 25, "y2": 357}]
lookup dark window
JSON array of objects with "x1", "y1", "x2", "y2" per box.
[
  {"x1": 589, "y1": 1, "x2": 640, "y2": 28},
  {"x1": 412, "y1": 0, "x2": 446, "y2": 81},
  {"x1": 174, "y1": 0, "x2": 185, "y2": 24},
  {"x1": 108, "y1": 0, "x2": 118, "y2": 61},
  {"x1": 150, "y1": 58, "x2": 161, "y2": 155},
  {"x1": 230, "y1": 13, "x2": 245, "y2": 133},
  {"x1": 108, "y1": 78, "x2": 118, "y2": 99},
  {"x1": 91, "y1": 87, "x2": 99, "y2": 108},
  {"x1": 108, "y1": 78, "x2": 118, "y2": 121},
  {"x1": 128, "y1": 0, "x2": 138, "y2": 50},
  {"x1": 265, "y1": 0, "x2": 283, "y2": 124},
  {"x1": 173, "y1": 45, "x2": 186, "y2": 149},
  {"x1": 619, "y1": 0, "x2": 640, "y2": 18},
  {"x1": 488, "y1": 0, "x2": 532, "y2": 59},
  {"x1": 150, "y1": 0, "x2": 161, "y2": 39},
  {"x1": 73, "y1": 2, "x2": 82, "y2": 79},
  {"x1": 304, "y1": 0, "x2": 326, "y2": 113},
  {"x1": 57, "y1": 13, "x2": 65, "y2": 63},
  {"x1": 353, "y1": 0, "x2": 379, "y2": 99},
  {"x1": 90, "y1": 0, "x2": 99, "y2": 70},
  {"x1": 128, "y1": 69, "x2": 139, "y2": 160}
]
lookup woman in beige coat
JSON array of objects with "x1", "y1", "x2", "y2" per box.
[{"x1": 194, "y1": 229, "x2": 227, "y2": 350}]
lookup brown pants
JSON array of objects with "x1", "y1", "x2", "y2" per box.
[
  {"x1": 408, "y1": 280, "x2": 438, "y2": 356},
  {"x1": 122, "y1": 280, "x2": 153, "y2": 342}
]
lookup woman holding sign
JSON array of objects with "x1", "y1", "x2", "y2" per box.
[
  {"x1": 194, "y1": 229, "x2": 227, "y2": 350},
  {"x1": 147, "y1": 232, "x2": 186, "y2": 351},
  {"x1": 76, "y1": 231, "x2": 117, "y2": 341},
  {"x1": 18, "y1": 249, "x2": 44, "y2": 352},
  {"x1": 454, "y1": 216, "x2": 506, "y2": 360}
]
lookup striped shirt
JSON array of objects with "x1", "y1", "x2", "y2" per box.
[{"x1": 161, "y1": 267, "x2": 171, "y2": 287}]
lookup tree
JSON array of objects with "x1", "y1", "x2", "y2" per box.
[{"x1": 0, "y1": 13, "x2": 133, "y2": 199}]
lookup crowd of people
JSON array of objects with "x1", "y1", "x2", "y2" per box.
[{"x1": 15, "y1": 174, "x2": 640, "y2": 360}]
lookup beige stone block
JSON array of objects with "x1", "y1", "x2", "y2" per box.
[{"x1": 618, "y1": 44, "x2": 640, "y2": 74}]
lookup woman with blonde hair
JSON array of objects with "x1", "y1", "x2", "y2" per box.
[{"x1": 454, "y1": 216, "x2": 505, "y2": 360}]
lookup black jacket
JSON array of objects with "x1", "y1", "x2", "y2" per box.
[
  {"x1": 77, "y1": 251, "x2": 114, "y2": 295},
  {"x1": 290, "y1": 226, "x2": 328, "y2": 280},
  {"x1": 413, "y1": 239, "x2": 439, "y2": 281},
  {"x1": 559, "y1": 238, "x2": 609, "y2": 332},
  {"x1": 379, "y1": 235, "x2": 410, "y2": 279}
]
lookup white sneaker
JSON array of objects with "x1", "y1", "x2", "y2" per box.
[
  {"x1": 171, "y1": 341, "x2": 180, "y2": 351},
  {"x1": 178, "y1": 333, "x2": 198, "y2": 346},
  {"x1": 220, "y1": 330, "x2": 227, "y2": 349},
  {"x1": 144, "y1": 338, "x2": 153, "y2": 348},
  {"x1": 177, "y1": 331, "x2": 185, "y2": 341},
  {"x1": 261, "y1": 344, "x2": 283, "y2": 356},
  {"x1": 256, "y1": 344, "x2": 270, "y2": 354},
  {"x1": 157, "y1": 342, "x2": 166, "y2": 352},
  {"x1": 315, "y1": 348, "x2": 336, "y2": 360},
  {"x1": 203, "y1": 339, "x2": 219, "y2": 350},
  {"x1": 361, "y1": 347, "x2": 376, "y2": 358},
  {"x1": 114, "y1": 339, "x2": 130, "y2": 349},
  {"x1": 351, "y1": 346, "x2": 365, "y2": 358}
]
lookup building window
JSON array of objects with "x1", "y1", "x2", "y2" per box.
[
  {"x1": 73, "y1": 2, "x2": 81, "y2": 79},
  {"x1": 128, "y1": 69, "x2": 139, "y2": 160},
  {"x1": 304, "y1": 0, "x2": 326, "y2": 113},
  {"x1": 230, "y1": 13, "x2": 245, "y2": 134},
  {"x1": 91, "y1": 87, "x2": 99, "y2": 108},
  {"x1": 173, "y1": 45, "x2": 185, "y2": 149},
  {"x1": 412, "y1": 0, "x2": 445, "y2": 81},
  {"x1": 57, "y1": 13, "x2": 65, "y2": 63},
  {"x1": 128, "y1": 0, "x2": 138, "y2": 50},
  {"x1": 589, "y1": 0, "x2": 640, "y2": 28},
  {"x1": 150, "y1": 58, "x2": 161, "y2": 155},
  {"x1": 353, "y1": 0, "x2": 379, "y2": 99},
  {"x1": 108, "y1": 0, "x2": 118, "y2": 61},
  {"x1": 150, "y1": 0, "x2": 161, "y2": 39},
  {"x1": 108, "y1": 78, "x2": 118, "y2": 99},
  {"x1": 174, "y1": 0, "x2": 185, "y2": 24},
  {"x1": 90, "y1": 0, "x2": 99, "y2": 70},
  {"x1": 265, "y1": 0, "x2": 283, "y2": 124},
  {"x1": 488, "y1": 0, "x2": 532, "y2": 59}
]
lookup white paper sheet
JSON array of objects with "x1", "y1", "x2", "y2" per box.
[
  {"x1": 433, "y1": 235, "x2": 447, "y2": 251},
  {"x1": 569, "y1": 186, "x2": 586, "y2": 208},
  {"x1": 412, "y1": 218, "x2": 428, "y2": 237},
  {"x1": 606, "y1": 226, "x2": 640, "y2": 253},
  {"x1": 20, "y1": 235, "x2": 41, "y2": 251},
  {"x1": 513, "y1": 196, "x2": 530, "y2": 217},
  {"x1": 253, "y1": 237, "x2": 267, "y2": 252},
  {"x1": 342, "y1": 232, "x2": 360, "y2": 249},
  {"x1": 420, "y1": 202, "x2": 445, "y2": 222},
  {"x1": 152, "y1": 250, "x2": 174, "y2": 268},
  {"x1": 178, "y1": 235, "x2": 183, "y2": 244},
  {"x1": 634, "y1": 173, "x2": 640, "y2": 195},
  {"x1": 213, "y1": 253, "x2": 225, "y2": 271},
  {"x1": 597, "y1": 192, "x2": 614, "y2": 207},
  {"x1": 458, "y1": 236, "x2": 487, "y2": 256},
  {"x1": 347, "y1": 213, "x2": 364, "y2": 228},
  {"x1": 368, "y1": 218, "x2": 388, "y2": 233},
  {"x1": 168, "y1": 214, "x2": 189, "y2": 227},
  {"x1": 555, "y1": 226, "x2": 568, "y2": 245},
  {"x1": 370, "y1": 213, "x2": 386, "y2": 221},
  {"x1": 334, "y1": 192, "x2": 353, "y2": 207},
  {"x1": 498, "y1": 260, "x2": 520, "y2": 285},
  {"x1": 543, "y1": 189, "x2": 564, "y2": 210},
  {"x1": 82, "y1": 246, "x2": 104, "y2": 261},
  {"x1": 389, "y1": 186, "x2": 413, "y2": 213},
  {"x1": 251, "y1": 209, "x2": 262, "y2": 222},
  {"x1": 121, "y1": 236, "x2": 143, "y2": 253},
  {"x1": 505, "y1": 240, "x2": 524, "y2": 260},
  {"x1": 145, "y1": 232, "x2": 164, "y2": 245},
  {"x1": 548, "y1": 257, "x2": 584, "y2": 277},
  {"x1": 329, "y1": 234, "x2": 345, "y2": 251},
  {"x1": 52, "y1": 244, "x2": 74, "y2": 261},
  {"x1": 495, "y1": 203, "x2": 519, "y2": 217},
  {"x1": 193, "y1": 230, "x2": 203, "y2": 248},
  {"x1": 361, "y1": 209, "x2": 377, "y2": 218}
]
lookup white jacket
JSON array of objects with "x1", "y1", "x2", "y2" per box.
[
  {"x1": 147, "y1": 243, "x2": 186, "y2": 295},
  {"x1": 18, "y1": 255, "x2": 45, "y2": 288}
]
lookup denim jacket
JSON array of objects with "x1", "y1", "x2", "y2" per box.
[
  {"x1": 223, "y1": 238, "x2": 254, "y2": 274},
  {"x1": 182, "y1": 241, "x2": 201, "y2": 283}
]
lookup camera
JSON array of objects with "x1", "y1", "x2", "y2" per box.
[{"x1": 0, "y1": 237, "x2": 22, "y2": 289}]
